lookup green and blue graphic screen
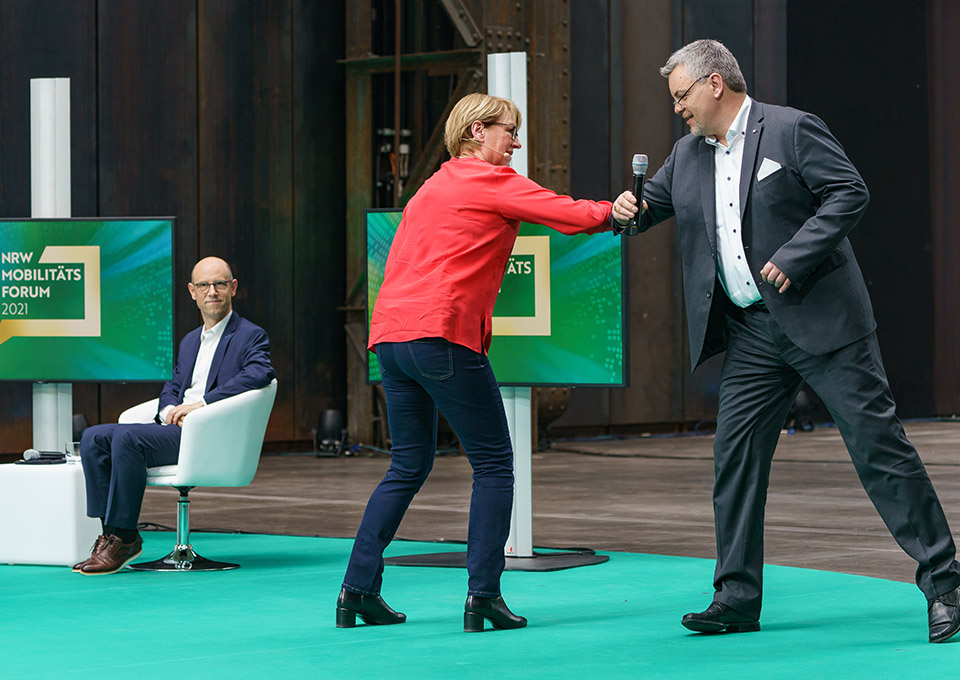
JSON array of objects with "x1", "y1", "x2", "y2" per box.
[
  {"x1": 0, "y1": 218, "x2": 174, "y2": 381},
  {"x1": 366, "y1": 210, "x2": 627, "y2": 386}
]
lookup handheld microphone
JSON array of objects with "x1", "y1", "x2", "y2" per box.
[
  {"x1": 626, "y1": 153, "x2": 648, "y2": 236},
  {"x1": 23, "y1": 448, "x2": 66, "y2": 461}
]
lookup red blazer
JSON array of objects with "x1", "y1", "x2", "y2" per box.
[{"x1": 369, "y1": 157, "x2": 613, "y2": 355}]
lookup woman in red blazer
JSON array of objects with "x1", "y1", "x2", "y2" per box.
[{"x1": 338, "y1": 93, "x2": 620, "y2": 633}]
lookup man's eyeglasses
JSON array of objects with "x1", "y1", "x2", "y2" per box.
[
  {"x1": 486, "y1": 122, "x2": 519, "y2": 140},
  {"x1": 672, "y1": 75, "x2": 708, "y2": 109},
  {"x1": 192, "y1": 280, "x2": 231, "y2": 293}
]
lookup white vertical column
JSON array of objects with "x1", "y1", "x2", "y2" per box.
[
  {"x1": 30, "y1": 77, "x2": 73, "y2": 452},
  {"x1": 486, "y1": 52, "x2": 528, "y2": 177},
  {"x1": 500, "y1": 385, "x2": 533, "y2": 558},
  {"x1": 488, "y1": 52, "x2": 534, "y2": 558},
  {"x1": 31, "y1": 79, "x2": 71, "y2": 217}
]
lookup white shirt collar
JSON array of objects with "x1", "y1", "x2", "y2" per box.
[
  {"x1": 705, "y1": 95, "x2": 752, "y2": 150},
  {"x1": 202, "y1": 310, "x2": 233, "y2": 340}
]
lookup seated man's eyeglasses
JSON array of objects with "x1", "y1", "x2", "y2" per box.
[{"x1": 192, "y1": 280, "x2": 231, "y2": 293}]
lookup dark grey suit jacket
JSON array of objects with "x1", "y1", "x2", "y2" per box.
[{"x1": 639, "y1": 99, "x2": 876, "y2": 370}]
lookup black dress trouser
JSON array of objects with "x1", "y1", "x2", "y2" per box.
[{"x1": 711, "y1": 304, "x2": 960, "y2": 618}]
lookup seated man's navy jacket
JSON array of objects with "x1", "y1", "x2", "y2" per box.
[{"x1": 158, "y1": 312, "x2": 275, "y2": 413}]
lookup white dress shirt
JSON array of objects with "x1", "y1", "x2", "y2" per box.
[
  {"x1": 159, "y1": 311, "x2": 232, "y2": 425},
  {"x1": 705, "y1": 95, "x2": 762, "y2": 308}
]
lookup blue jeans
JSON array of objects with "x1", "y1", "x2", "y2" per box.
[{"x1": 342, "y1": 338, "x2": 515, "y2": 597}]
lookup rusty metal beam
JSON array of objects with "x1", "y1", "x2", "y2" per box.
[
  {"x1": 344, "y1": 1, "x2": 575, "y2": 447},
  {"x1": 393, "y1": 0, "x2": 402, "y2": 206},
  {"x1": 525, "y1": 0, "x2": 570, "y2": 193},
  {"x1": 400, "y1": 68, "x2": 482, "y2": 204},
  {"x1": 340, "y1": 48, "x2": 483, "y2": 74},
  {"x1": 344, "y1": 1, "x2": 376, "y2": 446},
  {"x1": 440, "y1": 0, "x2": 482, "y2": 46}
]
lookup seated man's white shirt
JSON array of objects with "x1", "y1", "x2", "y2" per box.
[{"x1": 159, "y1": 311, "x2": 233, "y2": 425}]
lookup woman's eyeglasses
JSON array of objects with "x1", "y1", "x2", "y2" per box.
[{"x1": 486, "y1": 122, "x2": 519, "y2": 140}]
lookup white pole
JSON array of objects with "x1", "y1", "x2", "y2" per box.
[
  {"x1": 31, "y1": 79, "x2": 71, "y2": 217},
  {"x1": 488, "y1": 52, "x2": 534, "y2": 559},
  {"x1": 501, "y1": 385, "x2": 533, "y2": 558},
  {"x1": 30, "y1": 77, "x2": 73, "y2": 453},
  {"x1": 486, "y1": 52, "x2": 528, "y2": 177}
]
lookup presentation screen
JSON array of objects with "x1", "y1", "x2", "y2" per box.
[
  {"x1": 0, "y1": 218, "x2": 175, "y2": 382},
  {"x1": 365, "y1": 210, "x2": 628, "y2": 387}
]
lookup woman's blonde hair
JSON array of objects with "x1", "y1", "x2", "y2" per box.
[{"x1": 443, "y1": 92, "x2": 522, "y2": 157}]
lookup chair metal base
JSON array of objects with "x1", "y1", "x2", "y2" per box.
[{"x1": 128, "y1": 543, "x2": 239, "y2": 572}]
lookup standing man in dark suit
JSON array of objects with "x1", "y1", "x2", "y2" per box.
[
  {"x1": 613, "y1": 39, "x2": 960, "y2": 642},
  {"x1": 76, "y1": 256, "x2": 275, "y2": 575}
]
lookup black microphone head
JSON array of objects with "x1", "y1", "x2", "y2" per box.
[{"x1": 632, "y1": 153, "x2": 648, "y2": 175}]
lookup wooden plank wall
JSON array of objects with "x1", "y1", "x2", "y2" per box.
[
  {"x1": 786, "y1": 0, "x2": 935, "y2": 417},
  {"x1": 929, "y1": 0, "x2": 960, "y2": 416},
  {"x1": 0, "y1": 0, "x2": 99, "y2": 449},
  {"x1": 561, "y1": 0, "x2": 687, "y2": 432},
  {"x1": 96, "y1": 0, "x2": 200, "y2": 421},
  {"x1": 197, "y1": 1, "x2": 295, "y2": 439},
  {"x1": 1, "y1": 0, "x2": 956, "y2": 449},
  {"x1": 0, "y1": 0, "x2": 346, "y2": 451},
  {"x1": 561, "y1": 0, "x2": 960, "y2": 431}
]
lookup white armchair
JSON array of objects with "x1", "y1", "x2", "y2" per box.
[{"x1": 118, "y1": 378, "x2": 277, "y2": 571}]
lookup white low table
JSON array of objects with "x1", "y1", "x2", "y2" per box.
[{"x1": 0, "y1": 461, "x2": 101, "y2": 566}]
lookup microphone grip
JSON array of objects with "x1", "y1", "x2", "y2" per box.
[
  {"x1": 626, "y1": 173, "x2": 646, "y2": 236},
  {"x1": 23, "y1": 448, "x2": 66, "y2": 461}
]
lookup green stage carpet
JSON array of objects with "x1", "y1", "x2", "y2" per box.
[{"x1": 1, "y1": 533, "x2": 956, "y2": 679}]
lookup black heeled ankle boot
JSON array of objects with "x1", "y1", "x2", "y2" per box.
[
  {"x1": 336, "y1": 588, "x2": 406, "y2": 628},
  {"x1": 464, "y1": 595, "x2": 527, "y2": 632}
]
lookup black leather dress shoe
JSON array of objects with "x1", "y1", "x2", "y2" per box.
[
  {"x1": 681, "y1": 601, "x2": 760, "y2": 634},
  {"x1": 336, "y1": 588, "x2": 406, "y2": 628},
  {"x1": 928, "y1": 586, "x2": 960, "y2": 643},
  {"x1": 464, "y1": 595, "x2": 527, "y2": 632}
]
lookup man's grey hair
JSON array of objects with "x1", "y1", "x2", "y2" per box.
[{"x1": 660, "y1": 39, "x2": 747, "y2": 93}]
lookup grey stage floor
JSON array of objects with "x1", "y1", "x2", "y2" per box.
[{"x1": 141, "y1": 420, "x2": 960, "y2": 585}]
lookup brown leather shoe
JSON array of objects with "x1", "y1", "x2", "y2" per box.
[
  {"x1": 80, "y1": 534, "x2": 143, "y2": 575},
  {"x1": 72, "y1": 534, "x2": 109, "y2": 572}
]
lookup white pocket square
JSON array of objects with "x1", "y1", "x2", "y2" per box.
[{"x1": 757, "y1": 157, "x2": 782, "y2": 182}]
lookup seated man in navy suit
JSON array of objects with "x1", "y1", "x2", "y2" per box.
[{"x1": 76, "y1": 256, "x2": 275, "y2": 575}]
